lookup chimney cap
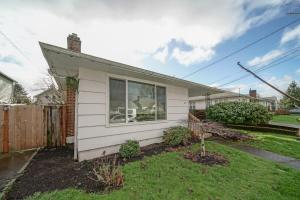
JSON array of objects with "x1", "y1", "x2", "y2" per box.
[
  {"x1": 68, "y1": 33, "x2": 80, "y2": 40},
  {"x1": 67, "y1": 33, "x2": 81, "y2": 52}
]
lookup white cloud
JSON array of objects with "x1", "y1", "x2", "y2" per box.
[
  {"x1": 172, "y1": 47, "x2": 215, "y2": 66},
  {"x1": 296, "y1": 68, "x2": 300, "y2": 75},
  {"x1": 0, "y1": 0, "x2": 287, "y2": 94},
  {"x1": 247, "y1": 49, "x2": 283, "y2": 67},
  {"x1": 153, "y1": 46, "x2": 168, "y2": 63},
  {"x1": 281, "y1": 24, "x2": 300, "y2": 44}
]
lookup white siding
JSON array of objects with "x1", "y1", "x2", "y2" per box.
[{"x1": 77, "y1": 68, "x2": 189, "y2": 161}]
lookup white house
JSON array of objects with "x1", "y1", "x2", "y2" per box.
[
  {"x1": 0, "y1": 71, "x2": 16, "y2": 104},
  {"x1": 40, "y1": 34, "x2": 224, "y2": 161},
  {"x1": 34, "y1": 86, "x2": 64, "y2": 105},
  {"x1": 189, "y1": 90, "x2": 278, "y2": 111}
]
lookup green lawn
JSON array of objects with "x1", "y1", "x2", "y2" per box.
[
  {"x1": 238, "y1": 130, "x2": 300, "y2": 159},
  {"x1": 28, "y1": 142, "x2": 300, "y2": 200},
  {"x1": 271, "y1": 115, "x2": 300, "y2": 125}
]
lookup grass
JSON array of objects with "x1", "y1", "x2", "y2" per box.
[
  {"x1": 27, "y1": 142, "x2": 300, "y2": 200},
  {"x1": 237, "y1": 130, "x2": 300, "y2": 159},
  {"x1": 271, "y1": 114, "x2": 300, "y2": 125}
]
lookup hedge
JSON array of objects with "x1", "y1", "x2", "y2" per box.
[{"x1": 206, "y1": 101, "x2": 272, "y2": 125}]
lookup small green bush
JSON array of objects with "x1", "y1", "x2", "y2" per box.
[
  {"x1": 206, "y1": 101, "x2": 272, "y2": 125},
  {"x1": 119, "y1": 140, "x2": 140, "y2": 159},
  {"x1": 163, "y1": 126, "x2": 192, "y2": 146}
]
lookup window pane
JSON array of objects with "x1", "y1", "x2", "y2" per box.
[
  {"x1": 156, "y1": 86, "x2": 166, "y2": 120},
  {"x1": 128, "y1": 81, "x2": 155, "y2": 122},
  {"x1": 109, "y1": 78, "x2": 126, "y2": 123}
]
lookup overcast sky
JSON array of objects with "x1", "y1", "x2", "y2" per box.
[{"x1": 0, "y1": 0, "x2": 300, "y2": 98}]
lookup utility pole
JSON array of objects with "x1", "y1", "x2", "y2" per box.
[{"x1": 237, "y1": 62, "x2": 300, "y2": 103}]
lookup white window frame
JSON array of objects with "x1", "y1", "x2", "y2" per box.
[{"x1": 106, "y1": 74, "x2": 168, "y2": 127}]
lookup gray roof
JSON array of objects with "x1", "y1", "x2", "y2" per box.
[
  {"x1": 0, "y1": 71, "x2": 16, "y2": 83},
  {"x1": 39, "y1": 42, "x2": 227, "y2": 97}
]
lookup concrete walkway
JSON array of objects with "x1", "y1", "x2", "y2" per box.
[
  {"x1": 232, "y1": 144, "x2": 300, "y2": 169},
  {"x1": 0, "y1": 150, "x2": 36, "y2": 192},
  {"x1": 214, "y1": 140, "x2": 300, "y2": 170}
]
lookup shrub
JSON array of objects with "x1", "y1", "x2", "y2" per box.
[
  {"x1": 90, "y1": 155, "x2": 124, "y2": 189},
  {"x1": 163, "y1": 126, "x2": 192, "y2": 146},
  {"x1": 119, "y1": 140, "x2": 140, "y2": 159},
  {"x1": 206, "y1": 101, "x2": 272, "y2": 125}
]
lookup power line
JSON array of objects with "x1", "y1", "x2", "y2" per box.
[
  {"x1": 218, "y1": 52, "x2": 300, "y2": 88},
  {"x1": 238, "y1": 62, "x2": 300, "y2": 102},
  {"x1": 0, "y1": 30, "x2": 31, "y2": 62},
  {"x1": 182, "y1": 18, "x2": 300, "y2": 79},
  {"x1": 209, "y1": 46, "x2": 300, "y2": 85}
]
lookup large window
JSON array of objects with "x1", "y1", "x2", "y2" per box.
[{"x1": 109, "y1": 78, "x2": 166, "y2": 124}]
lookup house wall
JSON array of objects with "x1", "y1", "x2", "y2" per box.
[{"x1": 77, "y1": 68, "x2": 189, "y2": 161}]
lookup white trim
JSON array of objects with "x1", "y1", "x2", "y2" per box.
[
  {"x1": 107, "y1": 73, "x2": 168, "y2": 87},
  {"x1": 106, "y1": 75, "x2": 168, "y2": 127}
]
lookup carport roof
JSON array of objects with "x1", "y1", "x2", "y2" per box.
[{"x1": 39, "y1": 42, "x2": 226, "y2": 97}]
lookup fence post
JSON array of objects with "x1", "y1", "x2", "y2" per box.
[{"x1": 3, "y1": 106, "x2": 9, "y2": 153}]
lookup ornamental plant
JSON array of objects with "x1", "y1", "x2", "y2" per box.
[
  {"x1": 206, "y1": 101, "x2": 272, "y2": 125},
  {"x1": 90, "y1": 155, "x2": 124, "y2": 189},
  {"x1": 163, "y1": 126, "x2": 192, "y2": 146},
  {"x1": 119, "y1": 140, "x2": 140, "y2": 159}
]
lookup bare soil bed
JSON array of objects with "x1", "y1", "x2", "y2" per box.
[
  {"x1": 6, "y1": 144, "x2": 167, "y2": 200},
  {"x1": 184, "y1": 151, "x2": 229, "y2": 166}
]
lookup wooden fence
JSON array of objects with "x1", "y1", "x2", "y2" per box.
[{"x1": 0, "y1": 105, "x2": 67, "y2": 153}]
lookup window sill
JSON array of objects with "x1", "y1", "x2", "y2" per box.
[{"x1": 106, "y1": 119, "x2": 169, "y2": 128}]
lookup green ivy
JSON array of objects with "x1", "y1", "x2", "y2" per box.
[
  {"x1": 206, "y1": 102, "x2": 272, "y2": 125},
  {"x1": 66, "y1": 76, "x2": 79, "y2": 90}
]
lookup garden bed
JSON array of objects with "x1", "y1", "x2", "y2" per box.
[
  {"x1": 6, "y1": 143, "x2": 171, "y2": 199},
  {"x1": 225, "y1": 124, "x2": 297, "y2": 135},
  {"x1": 184, "y1": 151, "x2": 228, "y2": 166}
]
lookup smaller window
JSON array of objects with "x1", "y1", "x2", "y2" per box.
[
  {"x1": 156, "y1": 86, "x2": 166, "y2": 120},
  {"x1": 109, "y1": 78, "x2": 126, "y2": 124}
]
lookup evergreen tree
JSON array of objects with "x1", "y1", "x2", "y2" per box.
[
  {"x1": 12, "y1": 83, "x2": 31, "y2": 104},
  {"x1": 280, "y1": 81, "x2": 300, "y2": 109}
]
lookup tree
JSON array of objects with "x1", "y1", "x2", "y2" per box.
[
  {"x1": 12, "y1": 83, "x2": 31, "y2": 104},
  {"x1": 280, "y1": 81, "x2": 300, "y2": 109}
]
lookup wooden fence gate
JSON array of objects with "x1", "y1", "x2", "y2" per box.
[{"x1": 0, "y1": 105, "x2": 67, "y2": 153}]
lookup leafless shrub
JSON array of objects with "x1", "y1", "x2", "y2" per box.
[{"x1": 89, "y1": 155, "x2": 124, "y2": 189}]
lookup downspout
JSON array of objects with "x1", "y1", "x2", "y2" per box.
[{"x1": 74, "y1": 86, "x2": 79, "y2": 161}]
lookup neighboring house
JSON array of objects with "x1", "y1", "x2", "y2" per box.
[
  {"x1": 34, "y1": 87, "x2": 64, "y2": 105},
  {"x1": 189, "y1": 90, "x2": 278, "y2": 111},
  {"x1": 0, "y1": 71, "x2": 16, "y2": 104},
  {"x1": 40, "y1": 33, "x2": 225, "y2": 161}
]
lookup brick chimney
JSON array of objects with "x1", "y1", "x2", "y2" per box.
[
  {"x1": 67, "y1": 33, "x2": 81, "y2": 52},
  {"x1": 65, "y1": 33, "x2": 80, "y2": 139},
  {"x1": 249, "y1": 89, "x2": 257, "y2": 98}
]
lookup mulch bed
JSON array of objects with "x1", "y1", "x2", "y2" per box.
[
  {"x1": 6, "y1": 143, "x2": 167, "y2": 200},
  {"x1": 184, "y1": 151, "x2": 229, "y2": 166}
]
